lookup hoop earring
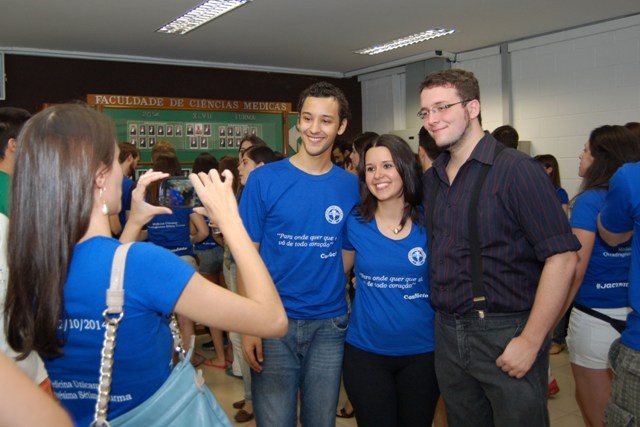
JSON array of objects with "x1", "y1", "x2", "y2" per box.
[{"x1": 99, "y1": 187, "x2": 109, "y2": 215}]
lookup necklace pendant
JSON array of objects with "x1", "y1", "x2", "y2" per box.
[{"x1": 393, "y1": 227, "x2": 401, "y2": 234}]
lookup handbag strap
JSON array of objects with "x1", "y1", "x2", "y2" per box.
[
  {"x1": 91, "y1": 243, "x2": 189, "y2": 427},
  {"x1": 91, "y1": 243, "x2": 133, "y2": 427},
  {"x1": 573, "y1": 302, "x2": 627, "y2": 334}
]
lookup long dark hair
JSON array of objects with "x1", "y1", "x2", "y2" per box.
[
  {"x1": 6, "y1": 104, "x2": 116, "y2": 358},
  {"x1": 148, "y1": 153, "x2": 182, "y2": 206},
  {"x1": 534, "y1": 154, "x2": 562, "y2": 187},
  {"x1": 577, "y1": 125, "x2": 640, "y2": 196},
  {"x1": 356, "y1": 134, "x2": 424, "y2": 228}
]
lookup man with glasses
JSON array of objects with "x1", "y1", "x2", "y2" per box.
[{"x1": 419, "y1": 69, "x2": 580, "y2": 426}]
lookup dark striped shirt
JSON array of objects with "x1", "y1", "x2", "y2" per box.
[{"x1": 422, "y1": 133, "x2": 580, "y2": 314}]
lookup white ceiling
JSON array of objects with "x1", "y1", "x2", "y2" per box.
[{"x1": 2, "y1": 0, "x2": 639, "y2": 78}]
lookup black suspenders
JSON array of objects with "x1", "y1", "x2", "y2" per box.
[{"x1": 426, "y1": 144, "x2": 507, "y2": 315}]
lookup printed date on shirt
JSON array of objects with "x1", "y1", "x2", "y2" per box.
[{"x1": 58, "y1": 317, "x2": 106, "y2": 332}]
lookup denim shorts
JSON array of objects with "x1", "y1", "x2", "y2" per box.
[{"x1": 194, "y1": 246, "x2": 224, "y2": 274}]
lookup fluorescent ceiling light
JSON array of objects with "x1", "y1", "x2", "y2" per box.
[
  {"x1": 156, "y1": 0, "x2": 250, "y2": 35},
  {"x1": 354, "y1": 28, "x2": 456, "y2": 55}
]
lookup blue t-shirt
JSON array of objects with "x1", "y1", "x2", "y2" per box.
[
  {"x1": 570, "y1": 189, "x2": 631, "y2": 308},
  {"x1": 43, "y1": 237, "x2": 195, "y2": 425},
  {"x1": 194, "y1": 216, "x2": 219, "y2": 251},
  {"x1": 239, "y1": 159, "x2": 359, "y2": 319},
  {"x1": 146, "y1": 208, "x2": 195, "y2": 256},
  {"x1": 343, "y1": 213, "x2": 435, "y2": 356},
  {"x1": 118, "y1": 176, "x2": 135, "y2": 230},
  {"x1": 556, "y1": 186, "x2": 569, "y2": 205},
  {"x1": 600, "y1": 163, "x2": 640, "y2": 350}
]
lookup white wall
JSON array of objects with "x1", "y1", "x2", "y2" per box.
[
  {"x1": 360, "y1": 71, "x2": 406, "y2": 135},
  {"x1": 508, "y1": 15, "x2": 640, "y2": 198},
  {"x1": 454, "y1": 47, "x2": 504, "y2": 135},
  {"x1": 360, "y1": 14, "x2": 640, "y2": 199}
]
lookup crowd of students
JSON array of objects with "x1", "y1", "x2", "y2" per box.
[{"x1": 1, "y1": 70, "x2": 640, "y2": 427}]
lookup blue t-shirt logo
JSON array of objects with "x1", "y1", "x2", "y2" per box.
[
  {"x1": 408, "y1": 247, "x2": 427, "y2": 266},
  {"x1": 325, "y1": 205, "x2": 344, "y2": 225}
]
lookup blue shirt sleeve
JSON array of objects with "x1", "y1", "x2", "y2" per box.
[{"x1": 600, "y1": 166, "x2": 634, "y2": 233}]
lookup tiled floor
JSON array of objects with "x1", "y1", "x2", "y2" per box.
[{"x1": 199, "y1": 335, "x2": 584, "y2": 426}]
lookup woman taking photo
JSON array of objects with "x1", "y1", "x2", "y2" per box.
[
  {"x1": 4, "y1": 104, "x2": 286, "y2": 426},
  {"x1": 342, "y1": 134, "x2": 438, "y2": 427},
  {"x1": 565, "y1": 125, "x2": 640, "y2": 426}
]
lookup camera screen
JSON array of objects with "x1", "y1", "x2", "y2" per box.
[{"x1": 158, "y1": 177, "x2": 201, "y2": 208}]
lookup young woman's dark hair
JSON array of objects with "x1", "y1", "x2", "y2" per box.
[
  {"x1": 244, "y1": 145, "x2": 278, "y2": 165},
  {"x1": 351, "y1": 131, "x2": 379, "y2": 158},
  {"x1": 238, "y1": 135, "x2": 267, "y2": 157},
  {"x1": 192, "y1": 152, "x2": 219, "y2": 174},
  {"x1": 356, "y1": 134, "x2": 424, "y2": 229},
  {"x1": 534, "y1": 154, "x2": 562, "y2": 187},
  {"x1": 6, "y1": 104, "x2": 116, "y2": 358},
  {"x1": 578, "y1": 125, "x2": 640, "y2": 196},
  {"x1": 148, "y1": 153, "x2": 182, "y2": 205},
  {"x1": 219, "y1": 155, "x2": 240, "y2": 195}
]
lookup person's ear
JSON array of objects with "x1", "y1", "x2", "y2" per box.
[
  {"x1": 418, "y1": 146, "x2": 427, "y2": 162},
  {"x1": 95, "y1": 165, "x2": 109, "y2": 189},
  {"x1": 466, "y1": 99, "x2": 481, "y2": 121},
  {"x1": 7, "y1": 138, "x2": 17, "y2": 154},
  {"x1": 337, "y1": 119, "x2": 348, "y2": 136}
]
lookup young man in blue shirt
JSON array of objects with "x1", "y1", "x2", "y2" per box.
[{"x1": 239, "y1": 81, "x2": 359, "y2": 427}]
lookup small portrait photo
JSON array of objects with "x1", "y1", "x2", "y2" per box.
[
  {"x1": 227, "y1": 126, "x2": 234, "y2": 136},
  {"x1": 139, "y1": 125, "x2": 146, "y2": 135},
  {"x1": 235, "y1": 126, "x2": 241, "y2": 137},
  {"x1": 235, "y1": 138, "x2": 241, "y2": 147},
  {"x1": 190, "y1": 136, "x2": 198, "y2": 148},
  {"x1": 157, "y1": 125, "x2": 164, "y2": 136},
  {"x1": 181, "y1": 169, "x2": 191, "y2": 177},
  {"x1": 149, "y1": 137, "x2": 156, "y2": 147},
  {"x1": 219, "y1": 137, "x2": 226, "y2": 148},
  {"x1": 187, "y1": 124, "x2": 194, "y2": 136},
  {"x1": 166, "y1": 125, "x2": 173, "y2": 136},
  {"x1": 129, "y1": 124, "x2": 137, "y2": 136},
  {"x1": 195, "y1": 123, "x2": 203, "y2": 135},
  {"x1": 175, "y1": 125, "x2": 183, "y2": 136},
  {"x1": 204, "y1": 124, "x2": 211, "y2": 136},
  {"x1": 148, "y1": 125, "x2": 155, "y2": 136},
  {"x1": 139, "y1": 137, "x2": 147, "y2": 148},
  {"x1": 251, "y1": 127, "x2": 257, "y2": 136},
  {"x1": 130, "y1": 137, "x2": 137, "y2": 146},
  {"x1": 200, "y1": 137, "x2": 208, "y2": 149},
  {"x1": 219, "y1": 126, "x2": 226, "y2": 136}
]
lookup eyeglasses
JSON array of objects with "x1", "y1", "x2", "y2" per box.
[{"x1": 416, "y1": 100, "x2": 470, "y2": 120}]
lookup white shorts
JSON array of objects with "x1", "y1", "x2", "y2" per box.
[{"x1": 566, "y1": 306, "x2": 629, "y2": 369}]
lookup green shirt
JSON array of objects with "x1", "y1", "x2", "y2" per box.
[{"x1": 0, "y1": 171, "x2": 11, "y2": 216}]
